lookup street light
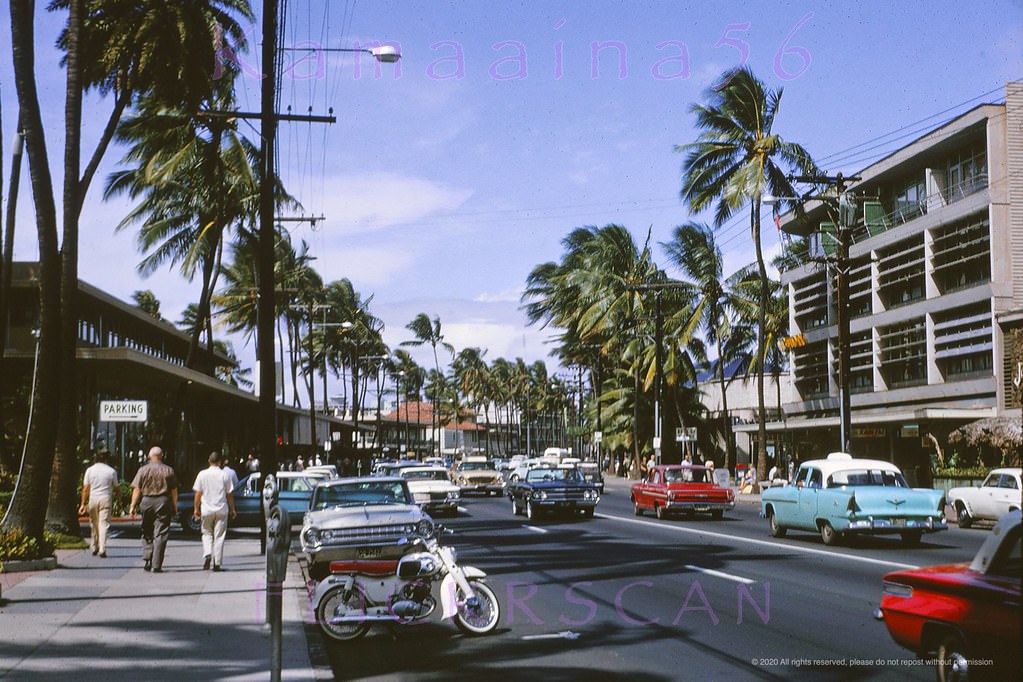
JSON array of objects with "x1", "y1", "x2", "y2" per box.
[{"x1": 766, "y1": 173, "x2": 861, "y2": 453}]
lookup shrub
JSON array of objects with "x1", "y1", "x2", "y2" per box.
[
  {"x1": 0, "y1": 528, "x2": 53, "y2": 563},
  {"x1": 934, "y1": 466, "x2": 992, "y2": 479},
  {"x1": 0, "y1": 471, "x2": 16, "y2": 493},
  {"x1": 44, "y1": 530, "x2": 87, "y2": 550}
]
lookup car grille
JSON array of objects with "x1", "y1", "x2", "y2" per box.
[
  {"x1": 468, "y1": 475, "x2": 496, "y2": 484},
  {"x1": 320, "y1": 524, "x2": 409, "y2": 546},
  {"x1": 429, "y1": 492, "x2": 449, "y2": 501},
  {"x1": 544, "y1": 488, "x2": 586, "y2": 501}
]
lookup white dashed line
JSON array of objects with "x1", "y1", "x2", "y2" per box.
[{"x1": 683, "y1": 564, "x2": 755, "y2": 584}]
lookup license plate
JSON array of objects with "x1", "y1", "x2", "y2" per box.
[
  {"x1": 695, "y1": 506, "x2": 710, "y2": 512},
  {"x1": 358, "y1": 547, "x2": 382, "y2": 558},
  {"x1": 892, "y1": 518, "x2": 906, "y2": 528}
]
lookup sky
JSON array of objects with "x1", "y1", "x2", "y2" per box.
[{"x1": 1, "y1": 0, "x2": 1021, "y2": 404}]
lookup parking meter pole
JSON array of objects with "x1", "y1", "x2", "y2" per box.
[
  {"x1": 266, "y1": 505, "x2": 290, "y2": 682},
  {"x1": 262, "y1": 474, "x2": 279, "y2": 627}
]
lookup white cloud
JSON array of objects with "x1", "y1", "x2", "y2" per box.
[
  {"x1": 313, "y1": 172, "x2": 473, "y2": 235},
  {"x1": 474, "y1": 287, "x2": 523, "y2": 303}
]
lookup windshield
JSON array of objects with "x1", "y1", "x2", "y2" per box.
[
  {"x1": 458, "y1": 462, "x2": 490, "y2": 471},
  {"x1": 526, "y1": 467, "x2": 582, "y2": 483},
  {"x1": 664, "y1": 467, "x2": 709, "y2": 483},
  {"x1": 277, "y1": 475, "x2": 324, "y2": 492},
  {"x1": 312, "y1": 481, "x2": 410, "y2": 510},
  {"x1": 401, "y1": 469, "x2": 450, "y2": 481},
  {"x1": 827, "y1": 469, "x2": 908, "y2": 488}
]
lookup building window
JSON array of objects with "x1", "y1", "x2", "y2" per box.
[
  {"x1": 945, "y1": 142, "x2": 987, "y2": 203},
  {"x1": 793, "y1": 340, "x2": 829, "y2": 400},
  {"x1": 891, "y1": 174, "x2": 926, "y2": 225},
  {"x1": 933, "y1": 302, "x2": 993, "y2": 382},
  {"x1": 878, "y1": 236, "x2": 925, "y2": 310},
  {"x1": 793, "y1": 274, "x2": 828, "y2": 331},
  {"x1": 930, "y1": 216, "x2": 990, "y2": 294},
  {"x1": 879, "y1": 319, "x2": 927, "y2": 388}
]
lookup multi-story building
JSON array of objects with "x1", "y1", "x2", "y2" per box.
[{"x1": 772, "y1": 82, "x2": 1022, "y2": 481}]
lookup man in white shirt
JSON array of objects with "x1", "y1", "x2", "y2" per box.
[
  {"x1": 193, "y1": 452, "x2": 237, "y2": 571},
  {"x1": 78, "y1": 448, "x2": 120, "y2": 558}
]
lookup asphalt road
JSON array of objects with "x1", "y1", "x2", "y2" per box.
[{"x1": 321, "y1": 483, "x2": 991, "y2": 681}]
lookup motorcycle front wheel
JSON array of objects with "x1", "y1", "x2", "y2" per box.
[
  {"x1": 316, "y1": 585, "x2": 372, "y2": 642},
  {"x1": 453, "y1": 579, "x2": 500, "y2": 635}
]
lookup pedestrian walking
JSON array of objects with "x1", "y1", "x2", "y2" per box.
[
  {"x1": 193, "y1": 452, "x2": 237, "y2": 571},
  {"x1": 220, "y1": 454, "x2": 239, "y2": 490},
  {"x1": 129, "y1": 446, "x2": 179, "y2": 573},
  {"x1": 78, "y1": 448, "x2": 120, "y2": 558}
]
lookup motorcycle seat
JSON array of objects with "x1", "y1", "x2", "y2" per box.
[{"x1": 328, "y1": 560, "x2": 400, "y2": 576}]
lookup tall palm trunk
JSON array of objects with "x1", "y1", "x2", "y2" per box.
[
  {"x1": 752, "y1": 200, "x2": 769, "y2": 489},
  {"x1": 0, "y1": 117, "x2": 24, "y2": 474},
  {"x1": 3, "y1": 0, "x2": 62, "y2": 538},
  {"x1": 48, "y1": 0, "x2": 85, "y2": 534},
  {"x1": 716, "y1": 335, "x2": 735, "y2": 470}
]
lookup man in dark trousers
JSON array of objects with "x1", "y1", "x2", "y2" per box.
[{"x1": 129, "y1": 446, "x2": 179, "y2": 573}]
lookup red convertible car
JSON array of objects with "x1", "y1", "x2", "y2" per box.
[
  {"x1": 877, "y1": 509, "x2": 1020, "y2": 682},
  {"x1": 630, "y1": 464, "x2": 735, "y2": 520}
]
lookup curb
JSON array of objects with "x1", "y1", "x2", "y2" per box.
[{"x1": 0, "y1": 556, "x2": 58, "y2": 574}]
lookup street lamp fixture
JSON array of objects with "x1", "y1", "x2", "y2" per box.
[{"x1": 279, "y1": 45, "x2": 402, "y2": 63}]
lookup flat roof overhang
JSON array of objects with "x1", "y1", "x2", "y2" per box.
[{"x1": 733, "y1": 407, "x2": 998, "y2": 433}]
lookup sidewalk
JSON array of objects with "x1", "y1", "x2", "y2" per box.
[{"x1": 0, "y1": 531, "x2": 317, "y2": 681}]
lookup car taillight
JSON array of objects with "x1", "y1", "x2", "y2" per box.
[{"x1": 882, "y1": 581, "x2": 913, "y2": 599}]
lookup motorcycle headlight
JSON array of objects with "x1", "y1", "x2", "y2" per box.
[
  {"x1": 302, "y1": 527, "x2": 321, "y2": 547},
  {"x1": 417, "y1": 518, "x2": 435, "y2": 538}
]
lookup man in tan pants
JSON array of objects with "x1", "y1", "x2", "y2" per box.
[{"x1": 78, "y1": 448, "x2": 120, "y2": 558}]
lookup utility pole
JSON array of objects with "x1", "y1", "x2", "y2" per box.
[{"x1": 790, "y1": 173, "x2": 860, "y2": 452}]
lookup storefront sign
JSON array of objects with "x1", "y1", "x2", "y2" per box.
[
  {"x1": 99, "y1": 400, "x2": 148, "y2": 422},
  {"x1": 899, "y1": 425, "x2": 919, "y2": 438},
  {"x1": 852, "y1": 427, "x2": 885, "y2": 439},
  {"x1": 777, "y1": 334, "x2": 807, "y2": 351}
]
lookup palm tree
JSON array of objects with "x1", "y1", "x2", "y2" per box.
[
  {"x1": 677, "y1": 66, "x2": 817, "y2": 488},
  {"x1": 663, "y1": 222, "x2": 748, "y2": 470},
  {"x1": 402, "y1": 314, "x2": 454, "y2": 457},
  {"x1": 452, "y1": 347, "x2": 492, "y2": 454},
  {"x1": 132, "y1": 289, "x2": 162, "y2": 319},
  {"x1": 213, "y1": 339, "x2": 252, "y2": 389}
]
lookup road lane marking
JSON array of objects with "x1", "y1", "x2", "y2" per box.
[
  {"x1": 522, "y1": 630, "x2": 580, "y2": 640},
  {"x1": 683, "y1": 565, "x2": 755, "y2": 584},
  {"x1": 523, "y1": 525, "x2": 548, "y2": 534},
  {"x1": 595, "y1": 513, "x2": 920, "y2": 571}
]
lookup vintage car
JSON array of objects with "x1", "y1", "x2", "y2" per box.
[
  {"x1": 876, "y1": 510, "x2": 1021, "y2": 682},
  {"x1": 761, "y1": 453, "x2": 947, "y2": 546},
  {"x1": 177, "y1": 470, "x2": 328, "y2": 532},
  {"x1": 948, "y1": 467, "x2": 1022, "y2": 528},
  {"x1": 397, "y1": 465, "x2": 461, "y2": 516},
  {"x1": 578, "y1": 462, "x2": 605, "y2": 494},
  {"x1": 507, "y1": 457, "x2": 550, "y2": 483},
  {"x1": 451, "y1": 457, "x2": 505, "y2": 495},
  {"x1": 507, "y1": 465, "x2": 600, "y2": 520},
  {"x1": 631, "y1": 464, "x2": 735, "y2": 519},
  {"x1": 300, "y1": 476, "x2": 431, "y2": 581}
]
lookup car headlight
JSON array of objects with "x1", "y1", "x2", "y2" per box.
[
  {"x1": 447, "y1": 491, "x2": 459, "y2": 499},
  {"x1": 302, "y1": 527, "x2": 321, "y2": 547},
  {"x1": 417, "y1": 518, "x2": 435, "y2": 537}
]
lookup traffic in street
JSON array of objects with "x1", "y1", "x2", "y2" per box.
[{"x1": 318, "y1": 478, "x2": 991, "y2": 681}]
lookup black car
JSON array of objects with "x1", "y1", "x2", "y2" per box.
[{"x1": 507, "y1": 465, "x2": 600, "y2": 521}]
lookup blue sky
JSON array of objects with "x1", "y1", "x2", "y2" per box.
[{"x1": 2, "y1": 1, "x2": 1021, "y2": 401}]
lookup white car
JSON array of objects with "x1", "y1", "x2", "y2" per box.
[
  {"x1": 948, "y1": 467, "x2": 1022, "y2": 528},
  {"x1": 398, "y1": 466, "x2": 461, "y2": 516}
]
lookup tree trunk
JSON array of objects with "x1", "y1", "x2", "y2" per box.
[
  {"x1": 752, "y1": 201, "x2": 769, "y2": 491},
  {"x1": 48, "y1": 0, "x2": 85, "y2": 535},
  {"x1": 0, "y1": 119, "x2": 24, "y2": 474},
  {"x1": 3, "y1": 0, "x2": 62, "y2": 540},
  {"x1": 717, "y1": 335, "x2": 734, "y2": 471}
]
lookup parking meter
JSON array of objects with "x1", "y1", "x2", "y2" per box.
[{"x1": 262, "y1": 474, "x2": 289, "y2": 682}]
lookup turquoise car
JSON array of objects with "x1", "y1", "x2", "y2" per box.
[{"x1": 761, "y1": 453, "x2": 947, "y2": 546}]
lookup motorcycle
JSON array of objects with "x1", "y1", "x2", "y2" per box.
[{"x1": 312, "y1": 524, "x2": 501, "y2": 641}]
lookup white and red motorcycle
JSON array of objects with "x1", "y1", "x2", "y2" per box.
[{"x1": 312, "y1": 525, "x2": 500, "y2": 641}]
